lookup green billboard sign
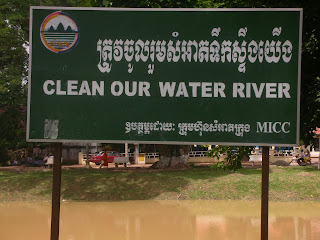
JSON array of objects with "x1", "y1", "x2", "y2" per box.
[{"x1": 27, "y1": 7, "x2": 302, "y2": 146}]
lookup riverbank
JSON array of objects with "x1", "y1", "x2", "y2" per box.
[{"x1": 0, "y1": 165, "x2": 319, "y2": 202}]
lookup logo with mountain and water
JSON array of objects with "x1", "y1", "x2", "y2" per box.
[{"x1": 40, "y1": 11, "x2": 79, "y2": 53}]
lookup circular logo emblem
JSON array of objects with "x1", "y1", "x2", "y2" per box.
[{"x1": 40, "y1": 11, "x2": 79, "y2": 53}]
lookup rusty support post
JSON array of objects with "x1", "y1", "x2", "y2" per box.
[
  {"x1": 51, "y1": 143, "x2": 62, "y2": 240},
  {"x1": 261, "y1": 146, "x2": 269, "y2": 240}
]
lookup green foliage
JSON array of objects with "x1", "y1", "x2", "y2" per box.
[
  {"x1": 0, "y1": 146, "x2": 10, "y2": 166},
  {"x1": 82, "y1": 0, "x2": 224, "y2": 8},
  {"x1": 189, "y1": 162, "x2": 195, "y2": 167},
  {"x1": 0, "y1": 0, "x2": 30, "y2": 164},
  {"x1": 210, "y1": 161, "x2": 228, "y2": 171},
  {"x1": 0, "y1": 0, "x2": 89, "y2": 164},
  {"x1": 207, "y1": 146, "x2": 255, "y2": 171}
]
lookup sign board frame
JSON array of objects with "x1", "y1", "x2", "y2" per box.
[{"x1": 27, "y1": 7, "x2": 303, "y2": 146}]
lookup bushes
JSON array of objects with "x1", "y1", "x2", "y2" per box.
[
  {"x1": 0, "y1": 146, "x2": 10, "y2": 166},
  {"x1": 207, "y1": 146, "x2": 255, "y2": 171}
]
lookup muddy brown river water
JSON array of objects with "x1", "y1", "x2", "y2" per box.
[{"x1": 1, "y1": 200, "x2": 320, "y2": 240}]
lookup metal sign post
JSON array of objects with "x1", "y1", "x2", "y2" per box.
[
  {"x1": 51, "y1": 143, "x2": 62, "y2": 240},
  {"x1": 261, "y1": 146, "x2": 270, "y2": 240}
]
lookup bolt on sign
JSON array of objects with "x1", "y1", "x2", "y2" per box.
[{"x1": 27, "y1": 7, "x2": 302, "y2": 146}]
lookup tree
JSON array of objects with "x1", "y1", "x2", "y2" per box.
[
  {"x1": 207, "y1": 146, "x2": 255, "y2": 171},
  {"x1": 151, "y1": 145, "x2": 190, "y2": 168},
  {"x1": 0, "y1": 1, "x2": 30, "y2": 165},
  {"x1": 80, "y1": 0, "x2": 224, "y2": 8},
  {"x1": 0, "y1": 0, "x2": 88, "y2": 165}
]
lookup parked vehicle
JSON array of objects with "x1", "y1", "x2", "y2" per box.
[
  {"x1": 297, "y1": 149, "x2": 312, "y2": 166},
  {"x1": 89, "y1": 151, "x2": 133, "y2": 167}
]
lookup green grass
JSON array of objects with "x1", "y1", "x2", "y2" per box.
[{"x1": 0, "y1": 166, "x2": 320, "y2": 202}]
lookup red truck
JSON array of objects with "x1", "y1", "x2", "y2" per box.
[{"x1": 89, "y1": 151, "x2": 133, "y2": 167}]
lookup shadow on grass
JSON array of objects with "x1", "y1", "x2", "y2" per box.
[
  {"x1": 0, "y1": 171, "x2": 53, "y2": 200},
  {"x1": 2, "y1": 165, "x2": 316, "y2": 201},
  {"x1": 60, "y1": 167, "x2": 262, "y2": 201}
]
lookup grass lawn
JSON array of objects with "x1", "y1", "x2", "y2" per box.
[{"x1": 0, "y1": 166, "x2": 319, "y2": 202}]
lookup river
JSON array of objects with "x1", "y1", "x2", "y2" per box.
[{"x1": 1, "y1": 200, "x2": 320, "y2": 240}]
